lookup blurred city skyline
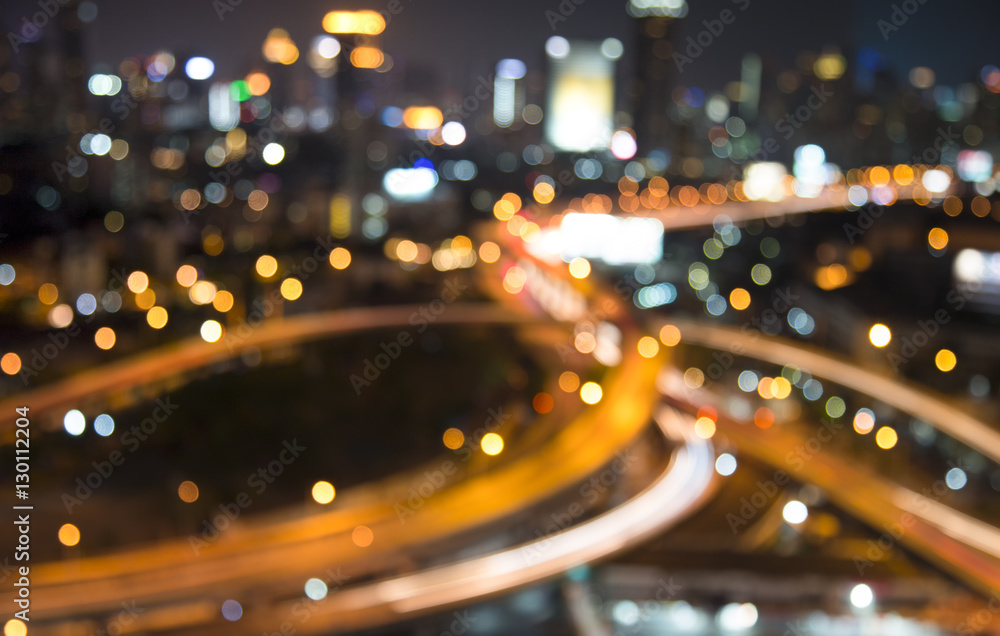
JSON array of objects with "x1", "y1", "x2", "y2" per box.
[{"x1": 5, "y1": 0, "x2": 1000, "y2": 89}]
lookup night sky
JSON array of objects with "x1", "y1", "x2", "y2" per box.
[{"x1": 6, "y1": 0, "x2": 1000, "y2": 93}]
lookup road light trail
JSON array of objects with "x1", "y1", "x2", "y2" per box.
[
  {"x1": 667, "y1": 317, "x2": 1000, "y2": 466},
  {"x1": 189, "y1": 406, "x2": 715, "y2": 635},
  {"x1": 29, "y1": 303, "x2": 670, "y2": 629},
  {"x1": 0, "y1": 304, "x2": 539, "y2": 435}
]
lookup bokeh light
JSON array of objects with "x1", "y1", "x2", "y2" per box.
[
  {"x1": 442, "y1": 428, "x2": 465, "y2": 449},
  {"x1": 580, "y1": 381, "x2": 603, "y2": 404},
  {"x1": 312, "y1": 481, "x2": 336, "y2": 504},
  {"x1": 935, "y1": 349, "x2": 956, "y2": 372},
  {"x1": 875, "y1": 426, "x2": 898, "y2": 449},
  {"x1": 95, "y1": 327, "x2": 116, "y2": 350},
  {"x1": 869, "y1": 324, "x2": 891, "y2": 348},
  {"x1": 352, "y1": 525, "x2": 374, "y2": 547},
  {"x1": 58, "y1": 523, "x2": 81, "y2": 546},
  {"x1": 178, "y1": 481, "x2": 200, "y2": 503},
  {"x1": 255, "y1": 255, "x2": 278, "y2": 278},
  {"x1": 481, "y1": 433, "x2": 504, "y2": 455}
]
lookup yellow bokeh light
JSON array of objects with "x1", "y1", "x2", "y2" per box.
[
  {"x1": 94, "y1": 327, "x2": 116, "y2": 350},
  {"x1": 322, "y1": 10, "x2": 386, "y2": 34},
  {"x1": 519, "y1": 221, "x2": 541, "y2": 243},
  {"x1": 38, "y1": 282, "x2": 58, "y2": 305},
  {"x1": 559, "y1": 371, "x2": 580, "y2": 392},
  {"x1": 502, "y1": 192, "x2": 522, "y2": 210},
  {"x1": 478, "y1": 241, "x2": 500, "y2": 263},
  {"x1": 127, "y1": 271, "x2": 149, "y2": 293},
  {"x1": 256, "y1": 255, "x2": 278, "y2": 278},
  {"x1": 935, "y1": 349, "x2": 956, "y2": 372},
  {"x1": 943, "y1": 196, "x2": 962, "y2": 217},
  {"x1": 893, "y1": 165, "x2": 913, "y2": 185},
  {"x1": 203, "y1": 233, "x2": 224, "y2": 256},
  {"x1": 757, "y1": 376, "x2": 774, "y2": 399},
  {"x1": 176, "y1": 264, "x2": 198, "y2": 287},
  {"x1": 813, "y1": 52, "x2": 846, "y2": 80},
  {"x1": 493, "y1": 199, "x2": 516, "y2": 221},
  {"x1": 402, "y1": 106, "x2": 442, "y2": 130},
  {"x1": 580, "y1": 381, "x2": 603, "y2": 404},
  {"x1": 1, "y1": 353, "x2": 21, "y2": 375},
  {"x1": 927, "y1": 228, "x2": 948, "y2": 250},
  {"x1": 481, "y1": 432, "x2": 504, "y2": 455},
  {"x1": 135, "y1": 288, "x2": 156, "y2": 310},
  {"x1": 568, "y1": 257, "x2": 591, "y2": 279},
  {"x1": 4, "y1": 619, "x2": 27, "y2": 636},
  {"x1": 146, "y1": 306, "x2": 168, "y2": 329},
  {"x1": 533, "y1": 182, "x2": 555, "y2": 204},
  {"x1": 659, "y1": 324, "x2": 681, "y2": 346},
  {"x1": 443, "y1": 428, "x2": 465, "y2": 450},
  {"x1": 637, "y1": 336, "x2": 659, "y2": 358},
  {"x1": 396, "y1": 239, "x2": 418, "y2": 262},
  {"x1": 188, "y1": 281, "x2": 216, "y2": 306},
  {"x1": 694, "y1": 417, "x2": 716, "y2": 439},
  {"x1": 329, "y1": 247, "x2": 351, "y2": 270},
  {"x1": 502, "y1": 266, "x2": 526, "y2": 294},
  {"x1": 729, "y1": 288, "x2": 750, "y2": 310},
  {"x1": 178, "y1": 480, "x2": 199, "y2": 503},
  {"x1": 875, "y1": 426, "x2": 898, "y2": 449},
  {"x1": 58, "y1": 523, "x2": 80, "y2": 547},
  {"x1": 213, "y1": 290, "x2": 234, "y2": 313},
  {"x1": 869, "y1": 324, "x2": 891, "y2": 348},
  {"x1": 312, "y1": 481, "x2": 336, "y2": 504},
  {"x1": 280, "y1": 278, "x2": 303, "y2": 301},
  {"x1": 506, "y1": 215, "x2": 526, "y2": 237},
  {"x1": 352, "y1": 525, "x2": 374, "y2": 547},
  {"x1": 200, "y1": 320, "x2": 223, "y2": 343},
  {"x1": 574, "y1": 331, "x2": 596, "y2": 354},
  {"x1": 262, "y1": 28, "x2": 299, "y2": 65},
  {"x1": 771, "y1": 376, "x2": 792, "y2": 399},
  {"x1": 245, "y1": 71, "x2": 270, "y2": 96},
  {"x1": 868, "y1": 166, "x2": 890, "y2": 187}
]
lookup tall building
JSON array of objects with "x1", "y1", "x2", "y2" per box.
[{"x1": 627, "y1": 1, "x2": 687, "y2": 155}]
